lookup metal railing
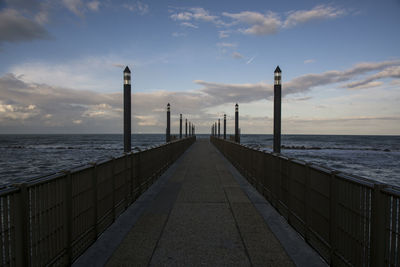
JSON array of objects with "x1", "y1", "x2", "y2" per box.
[
  {"x1": 0, "y1": 136, "x2": 196, "y2": 266},
  {"x1": 211, "y1": 136, "x2": 400, "y2": 266}
]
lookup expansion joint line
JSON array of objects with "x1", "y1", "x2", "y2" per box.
[
  {"x1": 217, "y1": 167, "x2": 254, "y2": 267},
  {"x1": 147, "y1": 165, "x2": 189, "y2": 266}
]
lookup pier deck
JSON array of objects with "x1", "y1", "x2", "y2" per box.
[{"x1": 74, "y1": 138, "x2": 325, "y2": 266}]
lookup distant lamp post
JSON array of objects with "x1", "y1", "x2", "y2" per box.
[
  {"x1": 223, "y1": 114, "x2": 226, "y2": 140},
  {"x1": 123, "y1": 66, "x2": 131, "y2": 152},
  {"x1": 235, "y1": 103, "x2": 239, "y2": 143},
  {"x1": 273, "y1": 66, "x2": 282, "y2": 153},
  {"x1": 185, "y1": 119, "x2": 188, "y2": 137},
  {"x1": 218, "y1": 119, "x2": 220, "y2": 138},
  {"x1": 180, "y1": 114, "x2": 182, "y2": 139},
  {"x1": 166, "y1": 103, "x2": 171, "y2": 142}
]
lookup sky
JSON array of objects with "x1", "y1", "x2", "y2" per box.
[{"x1": 0, "y1": 0, "x2": 399, "y2": 135}]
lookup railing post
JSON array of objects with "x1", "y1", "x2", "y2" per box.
[
  {"x1": 64, "y1": 171, "x2": 72, "y2": 265},
  {"x1": 130, "y1": 152, "x2": 134, "y2": 203},
  {"x1": 124, "y1": 153, "x2": 129, "y2": 209},
  {"x1": 304, "y1": 163, "x2": 311, "y2": 243},
  {"x1": 137, "y1": 152, "x2": 142, "y2": 195},
  {"x1": 277, "y1": 156, "x2": 283, "y2": 212},
  {"x1": 371, "y1": 184, "x2": 386, "y2": 266},
  {"x1": 111, "y1": 157, "x2": 116, "y2": 222},
  {"x1": 15, "y1": 183, "x2": 29, "y2": 267},
  {"x1": 287, "y1": 159, "x2": 293, "y2": 225},
  {"x1": 91, "y1": 163, "x2": 98, "y2": 241},
  {"x1": 329, "y1": 171, "x2": 339, "y2": 265}
]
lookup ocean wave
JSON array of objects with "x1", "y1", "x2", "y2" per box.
[
  {"x1": 245, "y1": 144, "x2": 395, "y2": 152},
  {"x1": 280, "y1": 145, "x2": 394, "y2": 152}
]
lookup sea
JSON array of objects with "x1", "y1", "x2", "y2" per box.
[{"x1": 0, "y1": 134, "x2": 399, "y2": 187}]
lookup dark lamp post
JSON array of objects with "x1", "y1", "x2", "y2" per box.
[
  {"x1": 273, "y1": 66, "x2": 282, "y2": 153},
  {"x1": 123, "y1": 66, "x2": 131, "y2": 152}
]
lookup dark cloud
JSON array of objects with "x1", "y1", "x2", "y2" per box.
[
  {"x1": 0, "y1": 9, "x2": 50, "y2": 44},
  {"x1": 5, "y1": 0, "x2": 41, "y2": 11}
]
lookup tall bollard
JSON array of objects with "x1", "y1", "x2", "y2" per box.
[
  {"x1": 189, "y1": 122, "x2": 191, "y2": 136},
  {"x1": 273, "y1": 66, "x2": 282, "y2": 153},
  {"x1": 166, "y1": 103, "x2": 171, "y2": 142},
  {"x1": 235, "y1": 103, "x2": 239, "y2": 143},
  {"x1": 180, "y1": 114, "x2": 182, "y2": 139},
  {"x1": 185, "y1": 119, "x2": 188, "y2": 137},
  {"x1": 123, "y1": 66, "x2": 131, "y2": 152},
  {"x1": 218, "y1": 119, "x2": 220, "y2": 138},
  {"x1": 192, "y1": 124, "x2": 194, "y2": 137},
  {"x1": 224, "y1": 114, "x2": 226, "y2": 139}
]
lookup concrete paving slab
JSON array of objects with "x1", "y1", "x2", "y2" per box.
[
  {"x1": 223, "y1": 187, "x2": 251, "y2": 203},
  {"x1": 149, "y1": 203, "x2": 250, "y2": 266}
]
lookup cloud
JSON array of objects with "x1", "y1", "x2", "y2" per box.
[
  {"x1": 171, "y1": 5, "x2": 348, "y2": 37},
  {"x1": 181, "y1": 22, "x2": 198, "y2": 28},
  {"x1": 345, "y1": 66, "x2": 400, "y2": 89},
  {"x1": 218, "y1": 30, "x2": 230, "y2": 38},
  {"x1": 283, "y1": 5, "x2": 346, "y2": 28},
  {"x1": 216, "y1": 42, "x2": 236, "y2": 48},
  {"x1": 87, "y1": 1, "x2": 100, "y2": 11},
  {"x1": 285, "y1": 60, "x2": 400, "y2": 95},
  {"x1": 5, "y1": 0, "x2": 41, "y2": 11},
  {"x1": 123, "y1": 1, "x2": 149, "y2": 15},
  {"x1": 172, "y1": 32, "x2": 186, "y2": 37},
  {"x1": 223, "y1": 11, "x2": 281, "y2": 35},
  {"x1": 232, "y1": 52, "x2": 244, "y2": 59},
  {"x1": 112, "y1": 63, "x2": 125, "y2": 69},
  {"x1": 9, "y1": 56, "x2": 131, "y2": 92},
  {"x1": 170, "y1": 7, "x2": 223, "y2": 27},
  {"x1": 62, "y1": 0, "x2": 85, "y2": 17},
  {"x1": 0, "y1": 8, "x2": 50, "y2": 44},
  {"x1": 304, "y1": 59, "x2": 315, "y2": 64}
]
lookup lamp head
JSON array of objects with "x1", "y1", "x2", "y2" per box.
[{"x1": 124, "y1": 66, "x2": 131, "y2": 85}]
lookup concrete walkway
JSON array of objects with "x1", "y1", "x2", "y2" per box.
[{"x1": 74, "y1": 138, "x2": 326, "y2": 267}]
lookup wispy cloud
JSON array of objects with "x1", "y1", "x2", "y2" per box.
[
  {"x1": 345, "y1": 66, "x2": 400, "y2": 89},
  {"x1": 222, "y1": 11, "x2": 281, "y2": 35},
  {"x1": 283, "y1": 5, "x2": 346, "y2": 28},
  {"x1": 304, "y1": 59, "x2": 315, "y2": 64},
  {"x1": 62, "y1": 0, "x2": 85, "y2": 17},
  {"x1": 216, "y1": 42, "x2": 236, "y2": 48},
  {"x1": 87, "y1": 1, "x2": 100, "y2": 12},
  {"x1": 232, "y1": 52, "x2": 244, "y2": 59},
  {"x1": 172, "y1": 32, "x2": 186, "y2": 37},
  {"x1": 170, "y1": 5, "x2": 349, "y2": 37},
  {"x1": 218, "y1": 30, "x2": 230, "y2": 38},
  {"x1": 180, "y1": 22, "x2": 198, "y2": 28},
  {"x1": 170, "y1": 7, "x2": 219, "y2": 24},
  {"x1": 123, "y1": 1, "x2": 149, "y2": 15}
]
